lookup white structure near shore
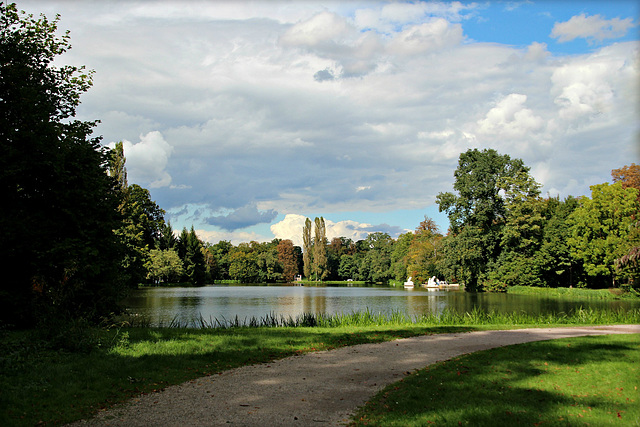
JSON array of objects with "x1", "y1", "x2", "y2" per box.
[{"x1": 403, "y1": 277, "x2": 414, "y2": 288}]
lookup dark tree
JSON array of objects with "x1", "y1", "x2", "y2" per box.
[
  {"x1": 176, "y1": 227, "x2": 206, "y2": 285},
  {"x1": 0, "y1": 4, "x2": 124, "y2": 326}
]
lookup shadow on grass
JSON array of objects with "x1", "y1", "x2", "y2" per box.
[
  {"x1": 352, "y1": 335, "x2": 639, "y2": 426},
  {"x1": 1, "y1": 325, "x2": 476, "y2": 426}
]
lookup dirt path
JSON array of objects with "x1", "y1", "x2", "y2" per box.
[{"x1": 72, "y1": 325, "x2": 639, "y2": 426}]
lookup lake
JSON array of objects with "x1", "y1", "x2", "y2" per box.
[{"x1": 121, "y1": 284, "x2": 640, "y2": 327}]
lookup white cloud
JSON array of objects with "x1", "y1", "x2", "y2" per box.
[
  {"x1": 551, "y1": 47, "x2": 631, "y2": 126},
  {"x1": 22, "y1": 1, "x2": 638, "y2": 244},
  {"x1": 111, "y1": 131, "x2": 174, "y2": 188},
  {"x1": 551, "y1": 13, "x2": 635, "y2": 43},
  {"x1": 325, "y1": 219, "x2": 372, "y2": 242},
  {"x1": 270, "y1": 214, "x2": 373, "y2": 247},
  {"x1": 195, "y1": 229, "x2": 271, "y2": 246},
  {"x1": 477, "y1": 94, "x2": 544, "y2": 138},
  {"x1": 353, "y1": 1, "x2": 474, "y2": 32},
  {"x1": 270, "y1": 214, "x2": 308, "y2": 247},
  {"x1": 280, "y1": 11, "x2": 383, "y2": 77},
  {"x1": 387, "y1": 19, "x2": 464, "y2": 55},
  {"x1": 280, "y1": 11, "x2": 352, "y2": 47},
  {"x1": 524, "y1": 42, "x2": 550, "y2": 62}
]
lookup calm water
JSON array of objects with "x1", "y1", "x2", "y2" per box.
[{"x1": 121, "y1": 284, "x2": 640, "y2": 327}]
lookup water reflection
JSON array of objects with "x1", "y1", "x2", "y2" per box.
[{"x1": 121, "y1": 285, "x2": 640, "y2": 327}]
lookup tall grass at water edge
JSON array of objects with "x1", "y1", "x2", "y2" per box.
[
  {"x1": 508, "y1": 285, "x2": 639, "y2": 300},
  {"x1": 127, "y1": 306, "x2": 640, "y2": 329}
]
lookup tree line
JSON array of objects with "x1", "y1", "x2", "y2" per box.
[
  {"x1": 174, "y1": 154, "x2": 639, "y2": 295},
  {"x1": 1, "y1": 3, "x2": 637, "y2": 330}
]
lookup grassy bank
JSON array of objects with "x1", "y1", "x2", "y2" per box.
[
  {"x1": 508, "y1": 285, "x2": 640, "y2": 300},
  {"x1": 1, "y1": 308, "x2": 639, "y2": 426},
  {"x1": 298, "y1": 280, "x2": 368, "y2": 286},
  {"x1": 350, "y1": 333, "x2": 639, "y2": 426}
]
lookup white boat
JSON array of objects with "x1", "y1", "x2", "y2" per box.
[
  {"x1": 424, "y1": 276, "x2": 440, "y2": 290},
  {"x1": 403, "y1": 277, "x2": 414, "y2": 288}
]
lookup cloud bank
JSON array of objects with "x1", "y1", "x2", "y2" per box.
[{"x1": 25, "y1": 0, "x2": 638, "y2": 244}]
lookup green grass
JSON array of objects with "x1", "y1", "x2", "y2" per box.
[
  {"x1": 1, "y1": 308, "x2": 639, "y2": 426},
  {"x1": 508, "y1": 285, "x2": 640, "y2": 300},
  {"x1": 350, "y1": 334, "x2": 639, "y2": 426},
  {"x1": 0, "y1": 324, "x2": 471, "y2": 426}
]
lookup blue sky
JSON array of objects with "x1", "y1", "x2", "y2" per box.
[
  {"x1": 21, "y1": 0, "x2": 639, "y2": 246},
  {"x1": 464, "y1": 1, "x2": 638, "y2": 53}
]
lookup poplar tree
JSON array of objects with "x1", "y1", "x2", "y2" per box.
[
  {"x1": 313, "y1": 217, "x2": 328, "y2": 281},
  {"x1": 108, "y1": 141, "x2": 128, "y2": 190},
  {"x1": 302, "y1": 217, "x2": 313, "y2": 279}
]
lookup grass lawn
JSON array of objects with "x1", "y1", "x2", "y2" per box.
[
  {"x1": 0, "y1": 324, "x2": 471, "y2": 426},
  {"x1": 1, "y1": 307, "x2": 638, "y2": 426},
  {"x1": 350, "y1": 334, "x2": 639, "y2": 426}
]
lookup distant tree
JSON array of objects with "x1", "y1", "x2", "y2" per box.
[
  {"x1": 302, "y1": 218, "x2": 313, "y2": 279},
  {"x1": 567, "y1": 182, "x2": 639, "y2": 287},
  {"x1": 0, "y1": 4, "x2": 124, "y2": 326},
  {"x1": 437, "y1": 226, "x2": 489, "y2": 290},
  {"x1": 416, "y1": 216, "x2": 439, "y2": 234},
  {"x1": 108, "y1": 141, "x2": 128, "y2": 190},
  {"x1": 612, "y1": 163, "x2": 640, "y2": 190},
  {"x1": 157, "y1": 221, "x2": 178, "y2": 251},
  {"x1": 179, "y1": 227, "x2": 206, "y2": 285},
  {"x1": 228, "y1": 250, "x2": 259, "y2": 283},
  {"x1": 208, "y1": 240, "x2": 233, "y2": 280},
  {"x1": 338, "y1": 254, "x2": 360, "y2": 280},
  {"x1": 313, "y1": 217, "x2": 329, "y2": 281},
  {"x1": 487, "y1": 171, "x2": 545, "y2": 289},
  {"x1": 406, "y1": 228, "x2": 443, "y2": 284},
  {"x1": 277, "y1": 239, "x2": 300, "y2": 282},
  {"x1": 436, "y1": 149, "x2": 528, "y2": 234},
  {"x1": 146, "y1": 249, "x2": 184, "y2": 284},
  {"x1": 256, "y1": 244, "x2": 282, "y2": 283},
  {"x1": 615, "y1": 240, "x2": 640, "y2": 289},
  {"x1": 611, "y1": 165, "x2": 640, "y2": 287},
  {"x1": 534, "y1": 197, "x2": 580, "y2": 288},
  {"x1": 362, "y1": 248, "x2": 392, "y2": 282},
  {"x1": 390, "y1": 232, "x2": 414, "y2": 281},
  {"x1": 436, "y1": 149, "x2": 532, "y2": 290},
  {"x1": 115, "y1": 184, "x2": 165, "y2": 287},
  {"x1": 362, "y1": 232, "x2": 393, "y2": 251},
  {"x1": 612, "y1": 163, "x2": 640, "y2": 202}
]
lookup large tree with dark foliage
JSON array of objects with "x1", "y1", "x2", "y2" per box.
[
  {"x1": 0, "y1": 3, "x2": 124, "y2": 327},
  {"x1": 436, "y1": 148, "x2": 533, "y2": 290}
]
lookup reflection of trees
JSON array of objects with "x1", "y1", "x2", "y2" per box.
[{"x1": 123, "y1": 287, "x2": 640, "y2": 327}]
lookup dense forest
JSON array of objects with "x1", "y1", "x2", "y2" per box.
[{"x1": 1, "y1": 4, "x2": 638, "y2": 329}]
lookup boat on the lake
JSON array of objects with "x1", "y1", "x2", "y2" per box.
[{"x1": 424, "y1": 276, "x2": 460, "y2": 290}]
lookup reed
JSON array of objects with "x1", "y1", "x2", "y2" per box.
[
  {"x1": 508, "y1": 285, "x2": 640, "y2": 300},
  {"x1": 129, "y1": 306, "x2": 640, "y2": 329}
]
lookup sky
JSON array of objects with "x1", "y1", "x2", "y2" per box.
[{"x1": 20, "y1": 0, "x2": 639, "y2": 246}]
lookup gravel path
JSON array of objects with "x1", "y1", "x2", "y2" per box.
[{"x1": 72, "y1": 325, "x2": 639, "y2": 426}]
